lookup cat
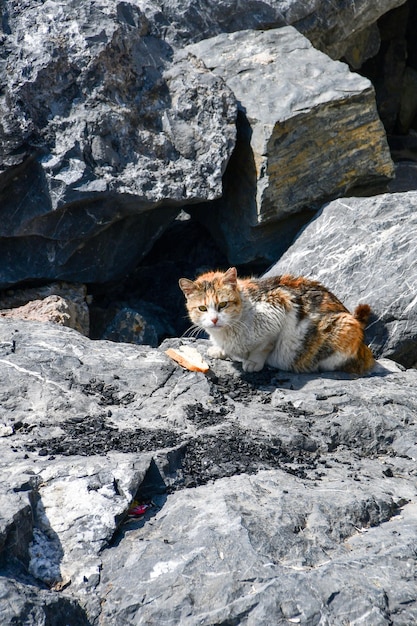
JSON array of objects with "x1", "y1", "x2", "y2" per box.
[{"x1": 179, "y1": 267, "x2": 375, "y2": 375}]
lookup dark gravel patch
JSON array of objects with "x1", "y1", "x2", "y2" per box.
[
  {"x1": 172, "y1": 427, "x2": 318, "y2": 489},
  {"x1": 209, "y1": 370, "x2": 277, "y2": 404},
  {"x1": 79, "y1": 378, "x2": 136, "y2": 406},
  {"x1": 183, "y1": 402, "x2": 231, "y2": 427},
  {"x1": 23, "y1": 366, "x2": 318, "y2": 487},
  {"x1": 208, "y1": 369, "x2": 309, "y2": 418},
  {"x1": 25, "y1": 415, "x2": 179, "y2": 457}
]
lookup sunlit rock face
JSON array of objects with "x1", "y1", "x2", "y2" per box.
[
  {"x1": 145, "y1": 0, "x2": 405, "y2": 63},
  {"x1": 187, "y1": 27, "x2": 394, "y2": 264},
  {"x1": 0, "y1": 322, "x2": 417, "y2": 624},
  {"x1": 0, "y1": 283, "x2": 90, "y2": 335},
  {"x1": 264, "y1": 191, "x2": 417, "y2": 368}
]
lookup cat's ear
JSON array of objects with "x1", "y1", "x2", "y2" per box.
[
  {"x1": 223, "y1": 267, "x2": 237, "y2": 286},
  {"x1": 179, "y1": 278, "x2": 197, "y2": 298}
]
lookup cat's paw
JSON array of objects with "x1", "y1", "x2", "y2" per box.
[
  {"x1": 207, "y1": 345, "x2": 227, "y2": 360},
  {"x1": 242, "y1": 359, "x2": 264, "y2": 373}
]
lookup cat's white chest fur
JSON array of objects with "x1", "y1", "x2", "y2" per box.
[{"x1": 207, "y1": 300, "x2": 290, "y2": 372}]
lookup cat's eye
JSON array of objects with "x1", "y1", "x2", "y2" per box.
[
  {"x1": 198, "y1": 305, "x2": 207, "y2": 311},
  {"x1": 218, "y1": 301, "x2": 228, "y2": 310}
]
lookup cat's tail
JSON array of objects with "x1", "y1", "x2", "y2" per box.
[{"x1": 354, "y1": 304, "x2": 372, "y2": 327}]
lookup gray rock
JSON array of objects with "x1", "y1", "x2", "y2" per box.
[
  {"x1": 186, "y1": 27, "x2": 394, "y2": 264},
  {"x1": 99, "y1": 301, "x2": 176, "y2": 346},
  {"x1": 0, "y1": 0, "x2": 237, "y2": 287},
  {"x1": 338, "y1": 22, "x2": 381, "y2": 69},
  {"x1": 0, "y1": 283, "x2": 90, "y2": 335},
  {"x1": 0, "y1": 320, "x2": 416, "y2": 624},
  {"x1": 264, "y1": 191, "x2": 417, "y2": 367},
  {"x1": 99, "y1": 472, "x2": 417, "y2": 625},
  {"x1": 102, "y1": 307, "x2": 158, "y2": 345},
  {"x1": 0, "y1": 578, "x2": 90, "y2": 626},
  {"x1": 388, "y1": 160, "x2": 417, "y2": 193},
  {"x1": 146, "y1": 0, "x2": 405, "y2": 61}
]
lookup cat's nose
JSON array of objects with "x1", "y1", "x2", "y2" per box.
[{"x1": 211, "y1": 316, "x2": 218, "y2": 325}]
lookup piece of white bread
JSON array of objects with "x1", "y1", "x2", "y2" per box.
[{"x1": 165, "y1": 345, "x2": 210, "y2": 373}]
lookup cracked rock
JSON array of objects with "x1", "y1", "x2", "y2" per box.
[{"x1": 0, "y1": 321, "x2": 416, "y2": 624}]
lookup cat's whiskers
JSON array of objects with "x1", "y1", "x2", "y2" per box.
[{"x1": 181, "y1": 324, "x2": 206, "y2": 339}]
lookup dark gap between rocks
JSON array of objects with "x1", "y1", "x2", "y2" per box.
[
  {"x1": 88, "y1": 215, "x2": 271, "y2": 345},
  {"x1": 110, "y1": 460, "x2": 168, "y2": 547}
]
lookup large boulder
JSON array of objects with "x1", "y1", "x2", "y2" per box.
[
  {"x1": 145, "y1": 0, "x2": 405, "y2": 63},
  {"x1": 186, "y1": 27, "x2": 394, "y2": 264},
  {"x1": 264, "y1": 190, "x2": 417, "y2": 368},
  {"x1": 0, "y1": 0, "x2": 237, "y2": 287},
  {"x1": 0, "y1": 283, "x2": 90, "y2": 335},
  {"x1": 0, "y1": 320, "x2": 416, "y2": 624}
]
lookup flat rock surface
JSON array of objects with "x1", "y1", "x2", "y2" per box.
[
  {"x1": 264, "y1": 190, "x2": 417, "y2": 367},
  {"x1": 0, "y1": 320, "x2": 416, "y2": 624}
]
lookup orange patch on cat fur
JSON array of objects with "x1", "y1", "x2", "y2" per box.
[
  {"x1": 279, "y1": 275, "x2": 310, "y2": 289},
  {"x1": 353, "y1": 342, "x2": 375, "y2": 374},
  {"x1": 335, "y1": 310, "x2": 374, "y2": 373}
]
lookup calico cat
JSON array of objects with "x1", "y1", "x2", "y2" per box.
[{"x1": 179, "y1": 267, "x2": 375, "y2": 375}]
